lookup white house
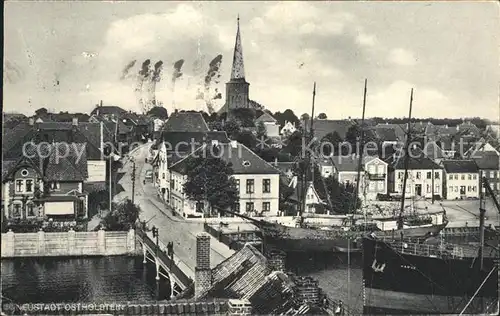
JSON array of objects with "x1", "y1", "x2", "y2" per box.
[
  {"x1": 442, "y1": 160, "x2": 480, "y2": 200},
  {"x1": 168, "y1": 140, "x2": 281, "y2": 218},
  {"x1": 317, "y1": 158, "x2": 334, "y2": 178},
  {"x1": 389, "y1": 155, "x2": 444, "y2": 199},
  {"x1": 288, "y1": 177, "x2": 327, "y2": 214},
  {"x1": 280, "y1": 121, "x2": 297, "y2": 137},
  {"x1": 255, "y1": 112, "x2": 280, "y2": 138}
]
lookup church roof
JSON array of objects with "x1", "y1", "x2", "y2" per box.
[{"x1": 230, "y1": 16, "x2": 245, "y2": 80}]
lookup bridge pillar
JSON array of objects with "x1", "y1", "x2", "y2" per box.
[
  {"x1": 155, "y1": 258, "x2": 160, "y2": 280},
  {"x1": 143, "y1": 244, "x2": 147, "y2": 264},
  {"x1": 169, "y1": 271, "x2": 175, "y2": 300}
]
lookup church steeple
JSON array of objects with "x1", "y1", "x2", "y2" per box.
[{"x1": 230, "y1": 15, "x2": 246, "y2": 80}]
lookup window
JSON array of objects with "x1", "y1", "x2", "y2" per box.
[
  {"x1": 473, "y1": 174, "x2": 477, "y2": 180},
  {"x1": 493, "y1": 171, "x2": 498, "y2": 179},
  {"x1": 50, "y1": 182, "x2": 60, "y2": 190},
  {"x1": 426, "y1": 172, "x2": 432, "y2": 179},
  {"x1": 472, "y1": 186, "x2": 477, "y2": 192},
  {"x1": 25, "y1": 180, "x2": 33, "y2": 193},
  {"x1": 416, "y1": 172, "x2": 421, "y2": 179},
  {"x1": 377, "y1": 181, "x2": 384, "y2": 190},
  {"x1": 196, "y1": 202, "x2": 204, "y2": 213},
  {"x1": 235, "y1": 179, "x2": 240, "y2": 191},
  {"x1": 468, "y1": 174, "x2": 472, "y2": 180},
  {"x1": 454, "y1": 186, "x2": 458, "y2": 192},
  {"x1": 485, "y1": 171, "x2": 490, "y2": 178},
  {"x1": 262, "y1": 202, "x2": 271, "y2": 212},
  {"x1": 467, "y1": 186, "x2": 471, "y2": 192},
  {"x1": 15, "y1": 180, "x2": 24, "y2": 192},
  {"x1": 234, "y1": 203, "x2": 240, "y2": 213},
  {"x1": 461, "y1": 175, "x2": 465, "y2": 180},
  {"x1": 263, "y1": 179, "x2": 271, "y2": 193},
  {"x1": 12, "y1": 203, "x2": 22, "y2": 218},
  {"x1": 246, "y1": 202, "x2": 254, "y2": 212},
  {"x1": 398, "y1": 172, "x2": 403, "y2": 179},
  {"x1": 369, "y1": 182, "x2": 376, "y2": 191},
  {"x1": 398, "y1": 184, "x2": 402, "y2": 191},
  {"x1": 246, "y1": 179, "x2": 255, "y2": 194},
  {"x1": 449, "y1": 186, "x2": 453, "y2": 193},
  {"x1": 426, "y1": 185, "x2": 431, "y2": 193},
  {"x1": 21, "y1": 169, "x2": 29, "y2": 177},
  {"x1": 436, "y1": 185, "x2": 440, "y2": 193},
  {"x1": 26, "y1": 203, "x2": 35, "y2": 217},
  {"x1": 369, "y1": 165, "x2": 375, "y2": 174},
  {"x1": 435, "y1": 172, "x2": 440, "y2": 179},
  {"x1": 377, "y1": 165, "x2": 384, "y2": 174},
  {"x1": 162, "y1": 173, "x2": 165, "y2": 179},
  {"x1": 449, "y1": 175, "x2": 453, "y2": 180},
  {"x1": 454, "y1": 175, "x2": 458, "y2": 180}
]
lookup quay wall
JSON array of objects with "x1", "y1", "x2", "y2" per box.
[{"x1": 1, "y1": 228, "x2": 137, "y2": 258}]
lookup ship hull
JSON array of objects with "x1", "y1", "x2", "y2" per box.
[
  {"x1": 362, "y1": 237, "x2": 499, "y2": 314},
  {"x1": 260, "y1": 223, "x2": 447, "y2": 253}
]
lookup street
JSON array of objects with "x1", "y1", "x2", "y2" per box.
[{"x1": 114, "y1": 143, "x2": 235, "y2": 272}]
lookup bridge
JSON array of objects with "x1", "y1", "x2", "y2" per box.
[{"x1": 135, "y1": 227, "x2": 194, "y2": 299}]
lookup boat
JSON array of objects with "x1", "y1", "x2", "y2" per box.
[
  {"x1": 362, "y1": 177, "x2": 500, "y2": 315},
  {"x1": 225, "y1": 84, "x2": 447, "y2": 253}
]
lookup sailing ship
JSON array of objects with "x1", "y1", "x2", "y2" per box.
[
  {"x1": 362, "y1": 177, "x2": 500, "y2": 315},
  {"x1": 225, "y1": 83, "x2": 447, "y2": 253}
]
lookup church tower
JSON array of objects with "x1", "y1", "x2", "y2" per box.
[{"x1": 225, "y1": 16, "x2": 250, "y2": 112}]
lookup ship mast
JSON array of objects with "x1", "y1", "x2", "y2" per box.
[
  {"x1": 397, "y1": 88, "x2": 414, "y2": 230},
  {"x1": 354, "y1": 79, "x2": 368, "y2": 215},
  {"x1": 301, "y1": 82, "x2": 317, "y2": 217}
]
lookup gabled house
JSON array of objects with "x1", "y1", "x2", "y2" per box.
[
  {"x1": 2, "y1": 143, "x2": 89, "y2": 222},
  {"x1": 442, "y1": 160, "x2": 480, "y2": 200},
  {"x1": 316, "y1": 158, "x2": 334, "y2": 178},
  {"x1": 331, "y1": 155, "x2": 388, "y2": 200},
  {"x1": 386, "y1": 152, "x2": 444, "y2": 199},
  {"x1": 151, "y1": 131, "x2": 230, "y2": 202},
  {"x1": 255, "y1": 112, "x2": 280, "y2": 138},
  {"x1": 90, "y1": 103, "x2": 128, "y2": 120},
  {"x1": 471, "y1": 151, "x2": 500, "y2": 196},
  {"x1": 280, "y1": 121, "x2": 297, "y2": 137},
  {"x1": 3, "y1": 118, "x2": 113, "y2": 184},
  {"x1": 288, "y1": 177, "x2": 327, "y2": 214},
  {"x1": 168, "y1": 141, "x2": 280, "y2": 218}
]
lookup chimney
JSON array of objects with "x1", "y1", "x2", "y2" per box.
[
  {"x1": 230, "y1": 140, "x2": 238, "y2": 148},
  {"x1": 100, "y1": 100, "x2": 103, "y2": 107},
  {"x1": 72, "y1": 117, "x2": 78, "y2": 126},
  {"x1": 211, "y1": 139, "x2": 219, "y2": 147},
  {"x1": 274, "y1": 157, "x2": 278, "y2": 166},
  {"x1": 29, "y1": 117, "x2": 35, "y2": 126}
]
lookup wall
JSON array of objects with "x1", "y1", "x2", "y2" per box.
[
  {"x1": 263, "y1": 123, "x2": 280, "y2": 138},
  {"x1": 393, "y1": 169, "x2": 443, "y2": 198},
  {"x1": 364, "y1": 158, "x2": 388, "y2": 199},
  {"x1": 1, "y1": 228, "x2": 136, "y2": 258},
  {"x1": 235, "y1": 174, "x2": 280, "y2": 216},
  {"x1": 445, "y1": 172, "x2": 480, "y2": 200}
]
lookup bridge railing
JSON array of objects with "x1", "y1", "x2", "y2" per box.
[{"x1": 136, "y1": 227, "x2": 193, "y2": 289}]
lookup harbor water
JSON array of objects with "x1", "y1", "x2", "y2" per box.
[{"x1": 1, "y1": 256, "x2": 171, "y2": 305}]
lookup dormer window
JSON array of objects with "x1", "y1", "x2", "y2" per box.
[
  {"x1": 15, "y1": 180, "x2": 24, "y2": 192},
  {"x1": 21, "y1": 169, "x2": 29, "y2": 177},
  {"x1": 242, "y1": 161, "x2": 251, "y2": 167},
  {"x1": 50, "y1": 182, "x2": 60, "y2": 190}
]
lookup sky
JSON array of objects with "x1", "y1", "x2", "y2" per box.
[{"x1": 3, "y1": 1, "x2": 500, "y2": 120}]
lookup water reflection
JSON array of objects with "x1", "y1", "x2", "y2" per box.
[{"x1": 1, "y1": 256, "x2": 170, "y2": 304}]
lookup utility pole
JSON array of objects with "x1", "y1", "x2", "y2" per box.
[{"x1": 131, "y1": 159, "x2": 136, "y2": 204}]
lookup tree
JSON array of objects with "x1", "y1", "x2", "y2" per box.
[
  {"x1": 284, "y1": 130, "x2": 304, "y2": 158},
  {"x1": 223, "y1": 120, "x2": 241, "y2": 139},
  {"x1": 321, "y1": 131, "x2": 343, "y2": 156},
  {"x1": 102, "y1": 199, "x2": 141, "y2": 231},
  {"x1": 300, "y1": 113, "x2": 310, "y2": 122},
  {"x1": 236, "y1": 130, "x2": 257, "y2": 149},
  {"x1": 183, "y1": 155, "x2": 239, "y2": 216},
  {"x1": 147, "y1": 106, "x2": 169, "y2": 119},
  {"x1": 317, "y1": 113, "x2": 327, "y2": 119},
  {"x1": 231, "y1": 108, "x2": 256, "y2": 127},
  {"x1": 256, "y1": 121, "x2": 267, "y2": 139},
  {"x1": 274, "y1": 109, "x2": 300, "y2": 129},
  {"x1": 279, "y1": 180, "x2": 297, "y2": 216},
  {"x1": 209, "y1": 121, "x2": 223, "y2": 131}
]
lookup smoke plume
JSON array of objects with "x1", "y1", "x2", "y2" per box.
[
  {"x1": 148, "y1": 60, "x2": 163, "y2": 109},
  {"x1": 171, "y1": 59, "x2": 185, "y2": 108},
  {"x1": 204, "y1": 54, "x2": 223, "y2": 114},
  {"x1": 136, "y1": 59, "x2": 152, "y2": 113},
  {"x1": 120, "y1": 60, "x2": 137, "y2": 80}
]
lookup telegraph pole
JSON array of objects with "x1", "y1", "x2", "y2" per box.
[{"x1": 131, "y1": 159, "x2": 136, "y2": 204}]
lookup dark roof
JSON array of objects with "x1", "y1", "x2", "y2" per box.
[
  {"x1": 2, "y1": 122, "x2": 108, "y2": 161},
  {"x1": 90, "y1": 105, "x2": 127, "y2": 116},
  {"x1": 122, "y1": 112, "x2": 151, "y2": 126},
  {"x1": 386, "y1": 152, "x2": 442, "y2": 170},
  {"x1": 331, "y1": 155, "x2": 378, "y2": 172},
  {"x1": 303, "y1": 119, "x2": 354, "y2": 140},
  {"x1": 170, "y1": 141, "x2": 280, "y2": 175},
  {"x1": 423, "y1": 141, "x2": 445, "y2": 160},
  {"x1": 44, "y1": 143, "x2": 88, "y2": 181},
  {"x1": 162, "y1": 131, "x2": 230, "y2": 150},
  {"x1": 3, "y1": 113, "x2": 27, "y2": 121},
  {"x1": 442, "y1": 160, "x2": 479, "y2": 174},
  {"x1": 2, "y1": 160, "x2": 18, "y2": 181},
  {"x1": 255, "y1": 112, "x2": 277, "y2": 123},
  {"x1": 472, "y1": 151, "x2": 500, "y2": 170},
  {"x1": 163, "y1": 112, "x2": 209, "y2": 132},
  {"x1": 373, "y1": 126, "x2": 398, "y2": 142}
]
